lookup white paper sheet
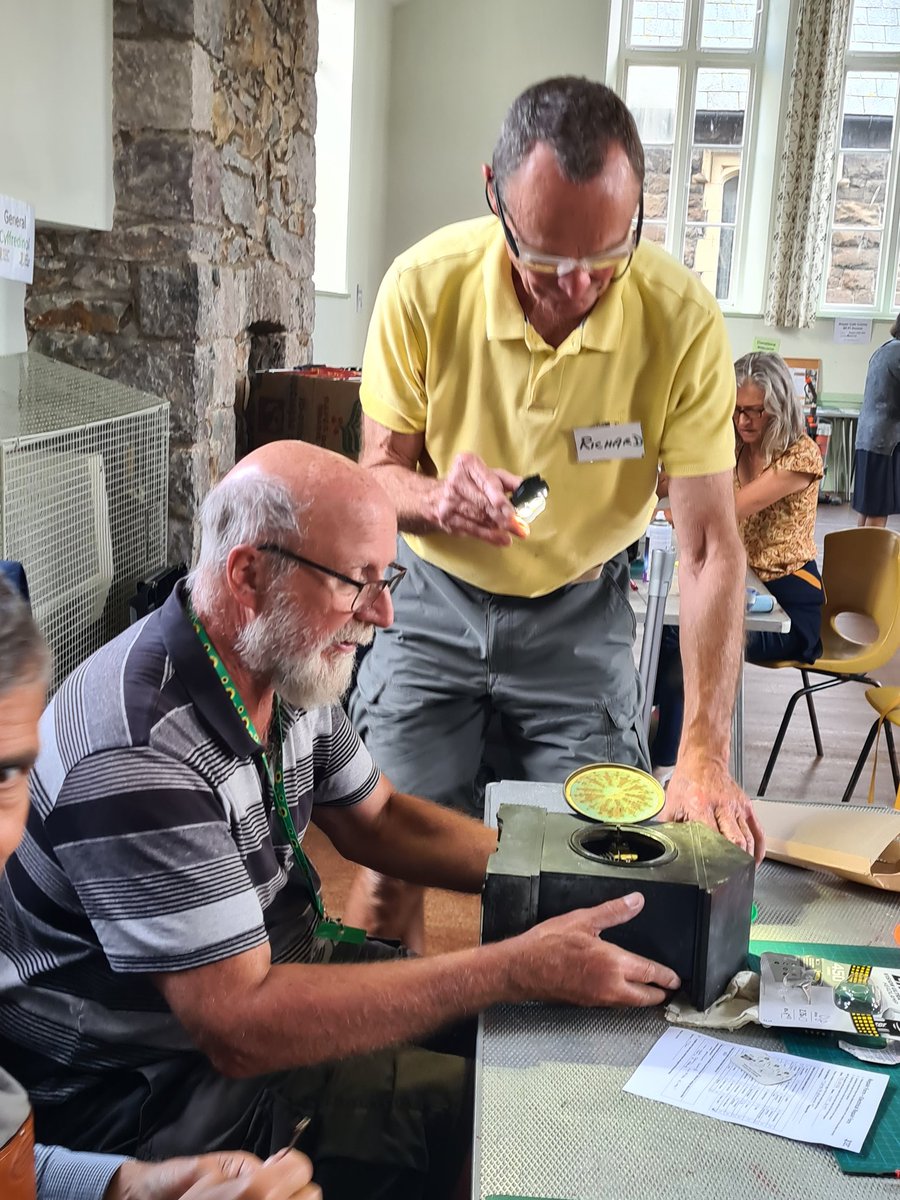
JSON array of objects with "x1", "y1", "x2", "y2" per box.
[
  {"x1": 834, "y1": 318, "x2": 872, "y2": 345},
  {"x1": 623, "y1": 1027, "x2": 888, "y2": 1153},
  {"x1": 0, "y1": 195, "x2": 34, "y2": 284}
]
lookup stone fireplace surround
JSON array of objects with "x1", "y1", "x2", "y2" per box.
[{"x1": 26, "y1": 0, "x2": 317, "y2": 563}]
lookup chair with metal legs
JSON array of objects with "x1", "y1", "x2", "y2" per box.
[
  {"x1": 841, "y1": 685, "x2": 900, "y2": 805},
  {"x1": 756, "y1": 527, "x2": 900, "y2": 796}
]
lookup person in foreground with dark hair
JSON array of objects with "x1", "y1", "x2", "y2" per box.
[
  {"x1": 346, "y1": 74, "x2": 761, "y2": 951},
  {"x1": 0, "y1": 578, "x2": 321, "y2": 1200}
]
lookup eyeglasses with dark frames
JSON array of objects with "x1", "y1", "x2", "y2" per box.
[
  {"x1": 733, "y1": 405, "x2": 768, "y2": 421},
  {"x1": 257, "y1": 544, "x2": 407, "y2": 612},
  {"x1": 485, "y1": 176, "x2": 643, "y2": 280}
]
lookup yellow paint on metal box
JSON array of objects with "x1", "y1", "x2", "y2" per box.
[{"x1": 564, "y1": 763, "x2": 665, "y2": 825}]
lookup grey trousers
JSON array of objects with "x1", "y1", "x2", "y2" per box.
[{"x1": 350, "y1": 541, "x2": 648, "y2": 816}]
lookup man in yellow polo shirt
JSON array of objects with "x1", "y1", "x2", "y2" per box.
[{"x1": 346, "y1": 76, "x2": 763, "y2": 949}]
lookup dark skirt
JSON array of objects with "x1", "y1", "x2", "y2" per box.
[{"x1": 853, "y1": 445, "x2": 900, "y2": 517}]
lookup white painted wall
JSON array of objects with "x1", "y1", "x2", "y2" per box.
[
  {"x1": 724, "y1": 316, "x2": 893, "y2": 404},
  {"x1": 0, "y1": 0, "x2": 114, "y2": 355},
  {"x1": 0, "y1": 282, "x2": 27, "y2": 356},
  {"x1": 314, "y1": 0, "x2": 613, "y2": 366},
  {"x1": 383, "y1": 0, "x2": 613, "y2": 262},
  {"x1": 313, "y1": 0, "x2": 392, "y2": 367}
]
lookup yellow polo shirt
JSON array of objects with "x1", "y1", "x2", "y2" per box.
[{"x1": 361, "y1": 217, "x2": 735, "y2": 598}]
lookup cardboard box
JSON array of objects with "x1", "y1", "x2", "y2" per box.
[
  {"x1": 245, "y1": 367, "x2": 362, "y2": 460},
  {"x1": 756, "y1": 799, "x2": 900, "y2": 892}
]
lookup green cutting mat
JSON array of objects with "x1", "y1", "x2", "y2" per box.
[{"x1": 749, "y1": 939, "x2": 900, "y2": 1176}]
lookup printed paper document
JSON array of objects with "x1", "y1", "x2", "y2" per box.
[{"x1": 624, "y1": 1027, "x2": 887, "y2": 1153}]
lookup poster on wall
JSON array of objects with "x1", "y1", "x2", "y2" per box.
[
  {"x1": 0, "y1": 195, "x2": 34, "y2": 285},
  {"x1": 783, "y1": 357, "x2": 821, "y2": 401},
  {"x1": 833, "y1": 318, "x2": 872, "y2": 345}
]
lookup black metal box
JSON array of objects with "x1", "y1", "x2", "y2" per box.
[{"x1": 482, "y1": 804, "x2": 755, "y2": 1011}]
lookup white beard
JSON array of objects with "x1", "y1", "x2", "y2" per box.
[{"x1": 235, "y1": 586, "x2": 373, "y2": 709}]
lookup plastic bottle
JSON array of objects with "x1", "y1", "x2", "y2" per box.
[{"x1": 642, "y1": 513, "x2": 673, "y2": 582}]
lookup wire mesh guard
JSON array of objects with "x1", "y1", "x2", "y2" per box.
[{"x1": 0, "y1": 353, "x2": 169, "y2": 690}]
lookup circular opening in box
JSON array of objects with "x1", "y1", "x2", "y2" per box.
[{"x1": 569, "y1": 824, "x2": 677, "y2": 868}]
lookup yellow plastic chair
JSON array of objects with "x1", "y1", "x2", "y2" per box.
[
  {"x1": 756, "y1": 527, "x2": 900, "y2": 796},
  {"x1": 841, "y1": 686, "x2": 900, "y2": 806}
]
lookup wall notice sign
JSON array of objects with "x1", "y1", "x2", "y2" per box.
[
  {"x1": 752, "y1": 336, "x2": 780, "y2": 353},
  {"x1": 834, "y1": 318, "x2": 872, "y2": 345},
  {"x1": 0, "y1": 195, "x2": 34, "y2": 284}
]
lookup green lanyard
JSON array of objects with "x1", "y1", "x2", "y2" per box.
[{"x1": 188, "y1": 602, "x2": 365, "y2": 944}]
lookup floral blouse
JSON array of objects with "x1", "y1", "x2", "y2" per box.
[{"x1": 735, "y1": 435, "x2": 824, "y2": 582}]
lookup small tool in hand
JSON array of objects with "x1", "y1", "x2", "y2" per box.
[
  {"x1": 509, "y1": 474, "x2": 550, "y2": 534},
  {"x1": 285, "y1": 1117, "x2": 311, "y2": 1152}
]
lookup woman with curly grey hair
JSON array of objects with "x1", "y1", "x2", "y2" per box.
[{"x1": 652, "y1": 352, "x2": 825, "y2": 776}]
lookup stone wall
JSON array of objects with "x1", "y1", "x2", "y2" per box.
[
  {"x1": 26, "y1": 0, "x2": 317, "y2": 563},
  {"x1": 630, "y1": 0, "x2": 757, "y2": 49},
  {"x1": 827, "y1": 148, "x2": 889, "y2": 307}
]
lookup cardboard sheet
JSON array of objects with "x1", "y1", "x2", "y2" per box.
[{"x1": 756, "y1": 799, "x2": 900, "y2": 892}]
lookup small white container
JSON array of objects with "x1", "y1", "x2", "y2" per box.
[{"x1": 642, "y1": 514, "x2": 673, "y2": 581}]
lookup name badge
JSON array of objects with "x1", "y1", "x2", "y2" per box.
[{"x1": 574, "y1": 422, "x2": 644, "y2": 462}]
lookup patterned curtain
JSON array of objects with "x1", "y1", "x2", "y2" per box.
[{"x1": 764, "y1": 0, "x2": 852, "y2": 329}]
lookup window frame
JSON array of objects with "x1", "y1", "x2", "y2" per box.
[
  {"x1": 313, "y1": 0, "x2": 357, "y2": 298},
  {"x1": 820, "y1": 24, "x2": 900, "y2": 318},
  {"x1": 609, "y1": 0, "x2": 770, "y2": 312}
]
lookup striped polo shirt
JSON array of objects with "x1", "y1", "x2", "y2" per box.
[{"x1": 0, "y1": 582, "x2": 380, "y2": 1104}]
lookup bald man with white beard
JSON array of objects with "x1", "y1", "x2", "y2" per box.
[{"x1": 0, "y1": 441, "x2": 678, "y2": 1200}]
